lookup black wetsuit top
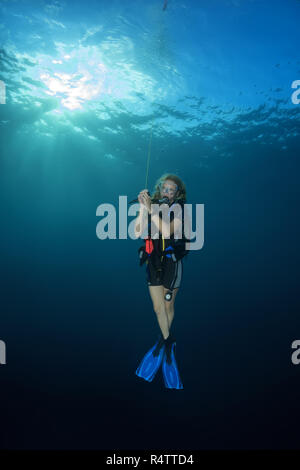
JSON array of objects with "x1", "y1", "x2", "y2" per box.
[{"x1": 147, "y1": 199, "x2": 187, "y2": 258}]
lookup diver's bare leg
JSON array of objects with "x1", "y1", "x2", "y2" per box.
[
  {"x1": 148, "y1": 286, "x2": 170, "y2": 339},
  {"x1": 164, "y1": 287, "x2": 179, "y2": 331}
]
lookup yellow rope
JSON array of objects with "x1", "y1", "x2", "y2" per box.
[{"x1": 145, "y1": 120, "x2": 154, "y2": 190}]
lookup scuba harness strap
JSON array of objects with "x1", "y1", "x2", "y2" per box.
[{"x1": 138, "y1": 206, "x2": 188, "y2": 267}]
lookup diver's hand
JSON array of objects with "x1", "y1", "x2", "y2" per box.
[{"x1": 138, "y1": 189, "x2": 152, "y2": 213}]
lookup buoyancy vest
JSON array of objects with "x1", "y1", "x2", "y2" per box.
[{"x1": 138, "y1": 200, "x2": 189, "y2": 268}]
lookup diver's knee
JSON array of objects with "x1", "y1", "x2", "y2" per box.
[
  {"x1": 166, "y1": 307, "x2": 174, "y2": 320},
  {"x1": 154, "y1": 305, "x2": 166, "y2": 317},
  {"x1": 166, "y1": 311, "x2": 174, "y2": 322},
  {"x1": 165, "y1": 304, "x2": 174, "y2": 315}
]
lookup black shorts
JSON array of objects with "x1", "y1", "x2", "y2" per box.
[{"x1": 146, "y1": 257, "x2": 183, "y2": 290}]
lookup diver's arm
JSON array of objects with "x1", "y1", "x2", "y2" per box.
[
  {"x1": 140, "y1": 192, "x2": 183, "y2": 239},
  {"x1": 150, "y1": 210, "x2": 182, "y2": 239},
  {"x1": 150, "y1": 202, "x2": 186, "y2": 239},
  {"x1": 134, "y1": 205, "x2": 148, "y2": 238},
  {"x1": 134, "y1": 189, "x2": 150, "y2": 238}
]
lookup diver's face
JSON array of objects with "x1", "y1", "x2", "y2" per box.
[{"x1": 160, "y1": 179, "x2": 178, "y2": 202}]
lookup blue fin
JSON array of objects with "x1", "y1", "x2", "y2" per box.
[
  {"x1": 162, "y1": 342, "x2": 183, "y2": 389},
  {"x1": 135, "y1": 340, "x2": 165, "y2": 382}
]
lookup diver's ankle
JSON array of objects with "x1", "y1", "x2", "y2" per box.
[{"x1": 164, "y1": 333, "x2": 175, "y2": 344}]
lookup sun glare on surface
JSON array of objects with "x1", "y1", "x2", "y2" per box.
[
  {"x1": 23, "y1": 39, "x2": 159, "y2": 115},
  {"x1": 38, "y1": 48, "x2": 110, "y2": 110}
]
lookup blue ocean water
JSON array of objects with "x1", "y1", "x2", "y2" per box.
[{"x1": 0, "y1": 0, "x2": 300, "y2": 450}]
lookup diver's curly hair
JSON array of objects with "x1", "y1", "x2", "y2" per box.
[{"x1": 151, "y1": 173, "x2": 187, "y2": 203}]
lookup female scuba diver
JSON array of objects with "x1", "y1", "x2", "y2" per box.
[{"x1": 134, "y1": 174, "x2": 189, "y2": 390}]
